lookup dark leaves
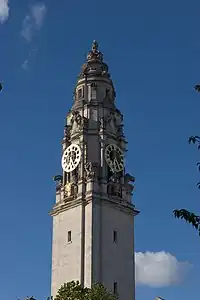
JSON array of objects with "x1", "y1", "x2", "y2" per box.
[
  {"x1": 173, "y1": 209, "x2": 200, "y2": 235},
  {"x1": 188, "y1": 136, "x2": 200, "y2": 144},
  {"x1": 194, "y1": 84, "x2": 200, "y2": 92}
]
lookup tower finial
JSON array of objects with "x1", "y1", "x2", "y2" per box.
[
  {"x1": 92, "y1": 40, "x2": 98, "y2": 51},
  {"x1": 78, "y1": 41, "x2": 110, "y2": 79}
]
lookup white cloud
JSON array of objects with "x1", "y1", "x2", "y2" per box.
[
  {"x1": 21, "y1": 3, "x2": 46, "y2": 70},
  {"x1": 31, "y1": 3, "x2": 46, "y2": 29},
  {"x1": 21, "y1": 2, "x2": 46, "y2": 42},
  {"x1": 135, "y1": 251, "x2": 192, "y2": 287},
  {"x1": 0, "y1": 0, "x2": 9, "y2": 23},
  {"x1": 22, "y1": 59, "x2": 29, "y2": 70}
]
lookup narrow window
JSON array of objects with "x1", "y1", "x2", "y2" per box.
[
  {"x1": 68, "y1": 230, "x2": 72, "y2": 242},
  {"x1": 91, "y1": 85, "x2": 97, "y2": 99},
  {"x1": 113, "y1": 230, "x2": 117, "y2": 243},
  {"x1": 113, "y1": 282, "x2": 118, "y2": 295},
  {"x1": 78, "y1": 88, "x2": 82, "y2": 99}
]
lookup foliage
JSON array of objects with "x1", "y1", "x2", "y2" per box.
[
  {"x1": 173, "y1": 209, "x2": 200, "y2": 235},
  {"x1": 54, "y1": 281, "x2": 118, "y2": 300},
  {"x1": 20, "y1": 281, "x2": 117, "y2": 300},
  {"x1": 54, "y1": 281, "x2": 87, "y2": 300},
  {"x1": 86, "y1": 283, "x2": 118, "y2": 300},
  {"x1": 173, "y1": 86, "x2": 200, "y2": 235}
]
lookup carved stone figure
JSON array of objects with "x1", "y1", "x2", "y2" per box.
[
  {"x1": 87, "y1": 40, "x2": 103, "y2": 62},
  {"x1": 114, "y1": 184, "x2": 122, "y2": 197},
  {"x1": 107, "y1": 183, "x2": 122, "y2": 198},
  {"x1": 71, "y1": 183, "x2": 78, "y2": 197},
  {"x1": 71, "y1": 110, "x2": 88, "y2": 131},
  {"x1": 99, "y1": 116, "x2": 104, "y2": 130},
  {"x1": 64, "y1": 183, "x2": 72, "y2": 198},
  {"x1": 71, "y1": 172, "x2": 78, "y2": 184},
  {"x1": 105, "y1": 112, "x2": 116, "y2": 129},
  {"x1": 117, "y1": 124, "x2": 124, "y2": 136},
  {"x1": 64, "y1": 125, "x2": 71, "y2": 141},
  {"x1": 109, "y1": 172, "x2": 120, "y2": 183},
  {"x1": 72, "y1": 110, "x2": 82, "y2": 125},
  {"x1": 85, "y1": 162, "x2": 98, "y2": 180},
  {"x1": 81, "y1": 116, "x2": 88, "y2": 130}
]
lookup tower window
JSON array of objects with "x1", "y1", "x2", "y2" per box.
[
  {"x1": 67, "y1": 230, "x2": 72, "y2": 243},
  {"x1": 113, "y1": 230, "x2": 117, "y2": 243},
  {"x1": 113, "y1": 282, "x2": 118, "y2": 295},
  {"x1": 77, "y1": 88, "x2": 83, "y2": 99}
]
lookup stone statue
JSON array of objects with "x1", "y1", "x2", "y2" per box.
[
  {"x1": 117, "y1": 124, "x2": 124, "y2": 136},
  {"x1": 107, "y1": 182, "x2": 122, "y2": 198},
  {"x1": 99, "y1": 117, "x2": 104, "y2": 130},
  {"x1": 64, "y1": 183, "x2": 71, "y2": 198},
  {"x1": 64, "y1": 125, "x2": 71, "y2": 141},
  {"x1": 85, "y1": 162, "x2": 98, "y2": 180},
  {"x1": 71, "y1": 183, "x2": 78, "y2": 198},
  {"x1": 109, "y1": 172, "x2": 120, "y2": 183},
  {"x1": 87, "y1": 40, "x2": 103, "y2": 62},
  {"x1": 71, "y1": 110, "x2": 81, "y2": 125},
  {"x1": 85, "y1": 162, "x2": 94, "y2": 180},
  {"x1": 105, "y1": 112, "x2": 116, "y2": 129},
  {"x1": 71, "y1": 110, "x2": 88, "y2": 131}
]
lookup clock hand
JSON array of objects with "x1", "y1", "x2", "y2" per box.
[
  {"x1": 114, "y1": 157, "x2": 120, "y2": 170},
  {"x1": 70, "y1": 157, "x2": 74, "y2": 168}
]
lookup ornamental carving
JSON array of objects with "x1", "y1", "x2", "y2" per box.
[
  {"x1": 71, "y1": 183, "x2": 78, "y2": 198},
  {"x1": 71, "y1": 110, "x2": 88, "y2": 131},
  {"x1": 109, "y1": 172, "x2": 120, "y2": 183},
  {"x1": 71, "y1": 110, "x2": 82, "y2": 125},
  {"x1": 78, "y1": 41, "x2": 109, "y2": 78},
  {"x1": 87, "y1": 40, "x2": 103, "y2": 62},
  {"x1": 117, "y1": 124, "x2": 124, "y2": 136},
  {"x1": 107, "y1": 183, "x2": 122, "y2": 198},
  {"x1": 85, "y1": 162, "x2": 99, "y2": 181},
  {"x1": 64, "y1": 182, "x2": 78, "y2": 199},
  {"x1": 64, "y1": 182, "x2": 71, "y2": 198},
  {"x1": 64, "y1": 125, "x2": 71, "y2": 141}
]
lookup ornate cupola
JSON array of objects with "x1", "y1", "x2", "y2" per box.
[
  {"x1": 72, "y1": 40, "x2": 116, "y2": 110},
  {"x1": 78, "y1": 40, "x2": 110, "y2": 79}
]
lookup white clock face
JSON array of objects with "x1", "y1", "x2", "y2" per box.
[
  {"x1": 62, "y1": 144, "x2": 81, "y2": 173},
  {"x1": 105, "y1": 144, "x2": 124, "y2": 172}
]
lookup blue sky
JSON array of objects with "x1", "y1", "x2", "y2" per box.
[{"x1": 0, "y1": 0, "x2": 200, "y2": 299}]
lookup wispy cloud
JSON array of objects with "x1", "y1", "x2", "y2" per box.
[
  {"x1": 0, "y1": 0, "x2": 9, "y2": 23},
  {"x1": 21, "y1": 2, "x2": 46, "y2": 42},
  {"x1": 21, "y1": 2, "x2": 46, "y2": 70},
  {"x1": 135, "y1": 251, "x2": 192, "y2": 287}
]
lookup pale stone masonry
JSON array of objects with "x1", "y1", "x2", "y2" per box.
[{"x1": 50, "y1": 41, "x2": 139, "y2": 299}]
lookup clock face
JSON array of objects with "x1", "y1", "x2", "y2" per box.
[
  {"x1": 62, "y1": 144, "x2": 81, "y2": 173},
  {"x1": 105, "y1": 144, "x2": 124, "y2": 172}
]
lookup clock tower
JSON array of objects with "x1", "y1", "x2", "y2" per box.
[{"x1": 50, "y1": 41, "x2": 139, "y2": 299}]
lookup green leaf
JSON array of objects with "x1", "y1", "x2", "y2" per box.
[{"x1": 173, "y1": 209, "x2": 200, "y2": 235}]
